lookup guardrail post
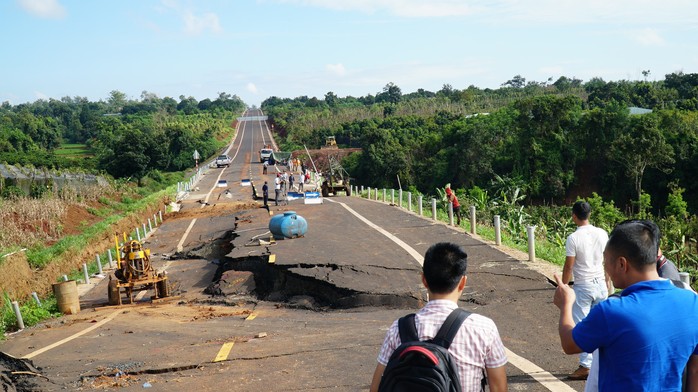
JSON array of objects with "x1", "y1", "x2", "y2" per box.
[
  {"x1": 407, "y1": 192, "x2": 412, "y2": 211},
  {"x1": 83, "y1": 263, "x2": 90, "y2": 284},
  {"x1": 143, "y1": 223, "x2": 147, "y2": 236},
  {"x1": 431, "y1": 199, "x2": 437, "y2": 220},
  {"x1": 368, "y1": 187, "x2": 371, "y2": 199},
  {"x1": 679, "y1": 272, "x2": 690, "y2": 286},
  {"x1": 63, "y1": 275, "x2": 69, "y2": 282},
  {"x1": 398, "y1": 189, "x2": 403, "y2": 208},
  {"x1": 494, "y1": 215, "x2": 501, "y2": 245},
  {"x1": 526, "y1": 225, "x2": 537, "y2": 261},
  {"x1": 391, "y1": 189, "x2": 395, "y2": 204},
  {"x1": 136, "y1": 227, "x2": 141, "y2": 242},
  {"x1": 360, "y1": 185, "x2": 364, "y2": 194},
  {"x1": 11, "y1": 301, "x2": 24, "y2": 330},
  {"x1": 383, "y1": 189, "x2": 386, "y2": 202},
  {"x1": 418, "y1": 195, "x2": 423, "y2": 216},
  {"x1": 108, "y1": 249, "x2": 114, "y2": 268},
  {"x1": 148, "y1": 219, "x2": 153, "y2": 232},
  {"x1": 448, "y1": 202, "x2": 454, "y2": 225},
  {"x1": 470, "y1": 206, "x2": 477, "y2": 234},
  {"x1": 159, "y1": 210, "x2": 163, "y2": 223},
  {"x1": 96, "y1": 254, "x2": 103, "y2": 275},
  {"x1": 31, "y1": 292, "x2": 41, "y2": 306}
]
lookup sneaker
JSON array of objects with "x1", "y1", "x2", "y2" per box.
[{"x1": 567, "y1": 365, "x2": 590, "y2": 380}]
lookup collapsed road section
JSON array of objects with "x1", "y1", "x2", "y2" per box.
[{"x1": 203, "y1": 227, "x2": 426, "y2": 309}]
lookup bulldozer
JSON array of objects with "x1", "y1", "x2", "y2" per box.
[
  {"x1": 320, "y1": 155, "x2": 351, "y2": 197},
  {"x1": 320, "y1": 136, "x2": 338, "y2": 149},
  {"x1": 108, "y1": 239, "x2": 170, "y2": 305}
]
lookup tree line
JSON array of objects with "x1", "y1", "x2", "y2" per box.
[{"x1": 0, "y1": 91, "x2": 245, "y2": 185}]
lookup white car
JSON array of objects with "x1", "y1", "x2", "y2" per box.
[{"x1": 215, "y1": 155, "x2": 232, "y2": 168}]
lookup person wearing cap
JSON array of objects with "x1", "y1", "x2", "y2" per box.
[{"x1": 445, "y1": 186, "x2": 461, "y2": 225}]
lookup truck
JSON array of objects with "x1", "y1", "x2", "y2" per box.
[
  {"x1": 260, "y1": 148, "x2": 273, "y2": 163},
  {"x1": 215, "y1": 154, "x2": 232, "y2": 168},
  {"x1": 320, "y1": 155, "x2": 351, "y2": 197}
]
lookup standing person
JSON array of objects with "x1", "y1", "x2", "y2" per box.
[
  {"x1": 554, "y1": 219, "x2": 698, "y2": 391},
  {"x1": 274, "y1": 174, "x2": 281, "y2": 206},
  {"x1": 369, "y1": 242, "x2": 508, "y2": 392},
  {"x1": 560, "y1": 201, "x2": 609, "y2": 380},
  {"x1": 289, "y1": 172, "x2": 295, "y2": 192},
  {"x1": 261, "y1": 181, "x2": 268, "y2": 207},
  {"x1": 445, "y1": 186, "x2": 461, "y2": 225},
  {"x1": 298, "y1": 173, "x2": 304, "y2": 192},
  {"x1": 263, "y1": 160, "x2": 268, "y2": 175}
]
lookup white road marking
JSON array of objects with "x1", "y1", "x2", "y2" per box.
[
  {"x1": 23, "y1": 308, "x2": 125, "y2": 359},
  {"x1": 328, "y1": 199, "x2": 574, "y2": 392}
]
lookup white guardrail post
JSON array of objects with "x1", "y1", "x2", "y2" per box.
[
  {"x1": 494, "y1": 215, "x2": 501, "y2": 245},
  {"x1": 527, "y1": 225, "x2": 536, "y2": 261},
  {"x1": 431, "y1": 198, "x2": 437, "y2": 220},
  {"x1": 418, "y1": 195, "x2": 423, "y2": 216},
  {"x1": 470, "y1": 206, "x2": 476, "y2": 234}
]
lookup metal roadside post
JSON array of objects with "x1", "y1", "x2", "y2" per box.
[
  {"x1": 470, "y1": 206, "x2": 477, "y2": 234},
  {"x1": 96, "y1": 254, "x2": 103, "y2": 275},
  {"x1": 494, "y1": 215, "x2": 502, "y2": 245},
  {"x1": 368, "y1": 187, "x2": 371, "y2": 200},
  {"x1": 31, "y1": 292, "x2": 41, "y2": 306},
  {"x1": 527, "y1": 225, "x2": 537, "y2": 261},
  {"x1": 143, "y1": 223, "x2": 147, "y2": 236},
  {"x1": 11, "y1": 301, "x2": 24, "y2": 330},
  {"x1": 399, "y1": 189, "x2": 403, "y2": 208},
  {"x1": 383, "y1": 189, "x2": 386, "y2": 203},
  {"x1": 418, "y1": 195, "x2": 423, "y2": 216},
  {"x1": 361, "y1": 185, "x2": 364, "y2": 195},
  {"x1": 448, "y1": 202, "x2": 454, "y2": 225},
  {"x1": 431, "y1": 198, "x2": 437, "y2": 220},
  {"x1": 108, "y1": 249, "x2": 114, "y2": 268},
  {"x1": 148, "y1": 218, "x2": 153, "y2": 232},
  {"x1": 159, "y1": 210, "x2": 163, "y2": 223},
  {"x1": 679, "y1": 272, "x2": 690, "y2": 286},
  {"x1": 407, "y1": 192, "x2": 412, "y2": 212},
  {"x1": 391, "y1": 189, "x2": 395, "y2": 204},
  {"x1": 83, "y1": 263, "x2": 90, "y2": 284},
  {"x1": 136, "y1": 227, "x2": 141, "y2": 242}
]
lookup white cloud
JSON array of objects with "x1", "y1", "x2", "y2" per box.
[
  {"x1": 326, "y1": 63, "x2": 347, "y2": 76},
  {"x1": 160, "y1": 0, "x2": 222, "y2": 35},
  {"x1": 18, "y1": 0, "x2": 66, "y2": 19},
  {"x1": 246, "y1": 83, "x2": 259, "y2": 94},
  {"x1": 629, "y1": 28, "x2": 665, "y2": 46},
  {"x1": 278, "y1": 0, "x2": 478, "y2": 17},
  {"x1": 276, "y1": 0, "x2": 698, "y2": 24},
  {"x1": 183, "y1": 11, "x2": 222, "y2": 35}
]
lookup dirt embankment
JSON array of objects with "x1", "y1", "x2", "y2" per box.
[{"x1": 0, "y1": 202, "x2": 166, "y2": 304}]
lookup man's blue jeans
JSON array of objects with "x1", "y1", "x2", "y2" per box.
[{"x1": 572, "y1": 278, "x2": 608, "y2": 368}]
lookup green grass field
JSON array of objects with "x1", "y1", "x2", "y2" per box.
[{"x1": 55, "y1": 144, "x2": 93, "y2": 157}]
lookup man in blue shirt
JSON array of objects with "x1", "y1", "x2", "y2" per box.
[{"x1": 553, "y1": 219, "x2": 698, "y2": 391}]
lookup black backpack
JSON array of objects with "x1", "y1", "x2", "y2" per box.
[{"x1": 378, "y1": 308, "x2": 474, "y2": 392}]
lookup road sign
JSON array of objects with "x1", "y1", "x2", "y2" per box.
[{"x1": 193, "y1": 150, "x2": 200, "y2": 160}]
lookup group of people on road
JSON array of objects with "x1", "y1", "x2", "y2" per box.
[{"x1": 369, "y1": 197, "x2": 698, "y2": 392}]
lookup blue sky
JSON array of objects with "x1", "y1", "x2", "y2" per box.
[{"x1": 1, "y1": 0, "x2": 697, "y2": 107}]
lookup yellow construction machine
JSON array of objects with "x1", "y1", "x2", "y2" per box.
[{"x1": 108, "y1": 239, "x2": 169, "y2": 305}]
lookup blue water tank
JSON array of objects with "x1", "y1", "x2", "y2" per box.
[{"x1": 269, "y1": 211, "x2": 308, "y2": 240}]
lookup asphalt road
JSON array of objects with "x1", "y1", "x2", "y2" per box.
[{"x1": 0, "y1": 110, "x2": 586, "y2": 391}]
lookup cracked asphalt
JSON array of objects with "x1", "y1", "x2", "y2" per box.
[{"x1": 0, "y1": 110, "x2": 586, "y2": 391}]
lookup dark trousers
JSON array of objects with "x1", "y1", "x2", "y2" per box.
[
  {"x1": 275, "y1": 189, "x2": 281, "y2": 205},
  {"x1": 263, "y1": 193, "x2": 268, "y2": 206}
]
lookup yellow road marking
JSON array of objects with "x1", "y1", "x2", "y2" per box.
[
  {"x1": 245, "y1": 312, "x2": 257, "y2": 321},
  {"x1": 268, "y1": 254, "x2": 276, "y2": 264},
  {"x1": 213, "y1": 341, "x2": 235, "y2": 363}
]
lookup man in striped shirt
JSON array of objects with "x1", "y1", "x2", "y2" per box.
[{"x1": 370, "y1": 242, "x2": 508, "y2": 392}]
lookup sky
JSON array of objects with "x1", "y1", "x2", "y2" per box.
[{"x1": 1, "y1": 0, "x2": 697, "y2": 107}]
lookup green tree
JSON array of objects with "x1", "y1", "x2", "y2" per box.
[{"x1": 609, "y1": 113, "x2": 674, "y2": 202}]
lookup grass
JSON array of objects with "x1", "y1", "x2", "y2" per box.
[
  {"x1": 54, "y1": 144, "x2": 93, "y2": 157},
  {"x1": 357, "y1": 189, "x2": 566, "y2": 267},
  {"x1": 1, "y1": 292, "x2": 62, "y2": 337}
]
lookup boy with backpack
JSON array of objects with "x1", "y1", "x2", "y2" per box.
[{"x1": 370, "y1": 242, "x2": 508, "y2": 392}]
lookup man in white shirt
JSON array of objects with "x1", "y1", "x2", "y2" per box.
[{"x1": 561, "y1": 201, "x2": 609, "y2": 380}]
